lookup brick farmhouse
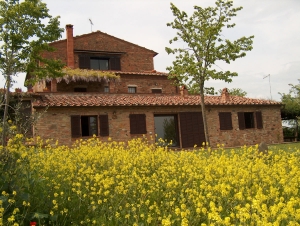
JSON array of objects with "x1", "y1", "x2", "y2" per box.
[{"x1": 26, "y1": 24, "x2": 283, "y2": 148}]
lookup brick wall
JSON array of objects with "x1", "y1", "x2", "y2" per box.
[
  {"x1": 206, "y1": 105, "x2": 283, "y2": 147},
  {"x1": 34, "y1": 105, "x2": 283, "y2": 148},
  {"x1": 47, "y1": 31, "x2": 156, "y2": 72}
]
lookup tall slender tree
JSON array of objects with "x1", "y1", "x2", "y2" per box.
[
  {"x1": 166, "y1": 0, "x2": 254, "y2": 146},
  {"x1": 0, "y1": 0, "x2": 64, "y2": 146}
]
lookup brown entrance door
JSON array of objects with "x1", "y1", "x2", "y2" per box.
[{"x1": 179, "y1": 112, "x2": 205, "y2": 148}]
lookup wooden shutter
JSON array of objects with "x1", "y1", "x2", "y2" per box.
[
  {"x1": 180, "y1": 112, "x2": 205, "y2": 148},
  {"x1": 99, "y1": 115, "x2": 109, "y2": 136},
  {"x1": 110, "y1": 57, "x2": 121, "y2": 70},
  {"x1": 71, "y1": 115, "x2": 81, "y2": 138},
  {"x1": 130, "y1": 114, "x2": 146, "y2": 134},
  {"x1": 256, "y1": 111, "x2": 263, "y2": 129},
  {"x1": 79, "y1": 55, "x2": 90, "y2": 69},
  {"x1": 238, "y1": 112, "x2": 246, "y2": 130},
  {"x1": 219, "y1": 112, "x2": 233, "y2": 130}
]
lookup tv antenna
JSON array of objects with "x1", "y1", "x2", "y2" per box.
[
  {"x1": 263, "y1": 74, "x2": 272, "y2": 100},
  {"x1": 89, "y1": 19, "x2": 93, "y2": 32}
]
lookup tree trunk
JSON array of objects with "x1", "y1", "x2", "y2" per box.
[
  {"x1": 199, "y1": 85, "x2": 210, "y2": 147},
  {"x1": 2, "y1": 75, "x2": 11, "y2": 147}
]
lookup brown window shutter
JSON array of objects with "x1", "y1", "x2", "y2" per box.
[
  {"x1": 238, "y1": 112, "x2": 246, "y2": 130},
  {"x1": 219, "y1": 112, "x2": 233, "y2": 130},
  {"x1": 256, "y1": 111, "x2": 263, "y2": 129},
  {"x1": 99, "y1": 115, "x2": 109, "y2": 136},
  {"x1": 71, "y1": 115, "x2": 81, "y2": 138},
  {"x1": 110, "y1": 57, "x2": 121, "y2": 70},
  {"x1": 79, "y1": 55, "x2": 90, "y2": 69},
  {"x1": 130, "y1": 114, "x2": 146, "y2": 134}
]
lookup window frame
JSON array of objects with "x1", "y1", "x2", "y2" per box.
[
  {"x1": 104, "y1": 86, "x2": 110, "y2": 93},
  {"x1": 128, "y1": 86, "x2": 137, "y2": 93},
  {"x1": 238, "y1": 111, "x2": 263, "y2": 130},
  {"x1": 79, "y1": 55, "x2": 121, "y2": 71},
  {"x1": 71, "y1": 114, "x2": 109, "y2": 138},
  {"x1": 151, "y1": 88, "x2": 162, "y2": 93}
]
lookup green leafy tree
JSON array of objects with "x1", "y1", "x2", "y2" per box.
[
  {"x1": 0, "y1": 0, "x2": 64, "y2": 146},
  {"x1": 280, "y1": 81, "x2": 300, "y2": 140},
  {"x1": 165, "y1": 0, "x2": 254, "y2": 145},
  {"x1": 218, "y1": 88, "x2": 247, "y2": 97}
]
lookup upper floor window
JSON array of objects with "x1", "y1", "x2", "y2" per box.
[
  {"x1": 104, "y1": 86, "x2": 109, "y2": 93},
  {"x1": 74, "y1": 87, "x2": 87, "y2": 92},
  {"x1": 152, "y1": 88, "x2": 162, "y2": 93},
  {"x1": 90, "y1": 57, "x2": 109, "y2": 70},
  {"x1": 128, "y1": 86, "x2": 136, "y2": 93},
  {"x1": 79, "y1": 55, "x2": 121, "y2": 70}
]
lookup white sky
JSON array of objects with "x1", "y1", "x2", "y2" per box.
[{"x1": 9, "y1": 0, "x2": 300, "y2": 101}]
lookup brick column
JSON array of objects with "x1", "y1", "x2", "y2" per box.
[{"x1": 66, "y1": 24, "x2": 74, "y2": 68}]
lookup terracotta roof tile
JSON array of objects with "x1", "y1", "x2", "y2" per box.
[{"x1": 32, "y1": 93, "x2": 281, "y2": 108}]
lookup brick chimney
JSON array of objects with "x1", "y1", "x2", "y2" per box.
[
  {"x1": 180, "y1": 85, "x2": 188, "y2": 97},
  {"x1": 66, "y1": 24, "x2": 74, "y2": 68},
  {"x1": 221, "y1": 88, "x2": 230, "y2": 102}
]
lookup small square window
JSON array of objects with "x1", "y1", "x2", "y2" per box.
[
  {"x1": 128, "y1": 87, "x2": 136, "y2": 93},
  {"x1": 152, "y1": 89, "x2": 162, "y2": 93},
  {"x1": 104, "y1": 86, "x2": 109, "y2": 93}
]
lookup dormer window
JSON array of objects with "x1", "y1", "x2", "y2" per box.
[{"x1": 79, "y1": 55, "x2": 121, "y2": 70}]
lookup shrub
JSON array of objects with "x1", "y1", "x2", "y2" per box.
[{"x1": 1, "y1": 135, "x2": 300, "y2": 225}]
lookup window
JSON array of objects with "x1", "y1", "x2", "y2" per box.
[
  {"x1": 90, "y1": 57, "x2": 109, "y2": 70},
  {"x1": 104, "y1": 86, "x2": 109, "y2": 93},
  {"x1": 128, "y1": 86, "x2": 136, "y2": 93},
  {"x1": 74, "y1": 87, "x2": 87, "y2": 92},
  {"x1": 79, "y1": 55, "x2": 121, "y2": 70},
  {"x1": 219, "y1": 112, "x2": 233, "y2": 130},
  {"x1": 130, "y1": 114, "x2": 146, "y2": 134},
  {"x1": 238, "y1": 111, "x2": 263, "y2": 130},
  {"x1": 71, "y1": 115, "x2": 109, "y2": 137},
  {"x1": 151, "y1": 88, "x2": 162, "y2": 93},
  {"x1": 154, "y1": 115, "x2": 178, "y2": 146}
]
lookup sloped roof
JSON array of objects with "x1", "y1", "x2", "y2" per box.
[
  {"x1": 32, "y1": 93, "x2": 281, "y2": 108},
  {"x1": 50, "y1": 30, "x2": 158, "y2": 56}
]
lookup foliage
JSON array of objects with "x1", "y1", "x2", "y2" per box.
[
  {"x1": 1, "y1": 135, "x2": 300, "y2": 225},
  {"x1": 165, "y1": 0, "x2": 254, "y2": 145},
  {"x1": 0, "y1": 0, "x2": 64, "y2": 84},
  {"x1": 280, "y1": 81, "x2": 300, "y2": 120},
  {"x1": 43, "y1": 67, "x2": 120, "y2": 84},
  {"x1": 0, "y1": 0, "x2": 64, "y2": 145},
  {"x1": 218, "y1": 88, "x2": 247, "y2": 97}
]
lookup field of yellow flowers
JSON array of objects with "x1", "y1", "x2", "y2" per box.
[{"x1": 1, "y1": 135, "x2": 300, "y2": 225}]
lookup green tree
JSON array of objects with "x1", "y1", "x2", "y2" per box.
[
  {"x1": 280, "y1": 81, "x2": 300, "y2": 140},
  {"x1": 165, "y1": 0, "x2": 254, "y2": 145},
  {"x1": 0, "y1": 0, "x2": 64, "y2": 146},
  {"x1": 218, "y1": 88, "x2": 247, "y2": 97}
]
